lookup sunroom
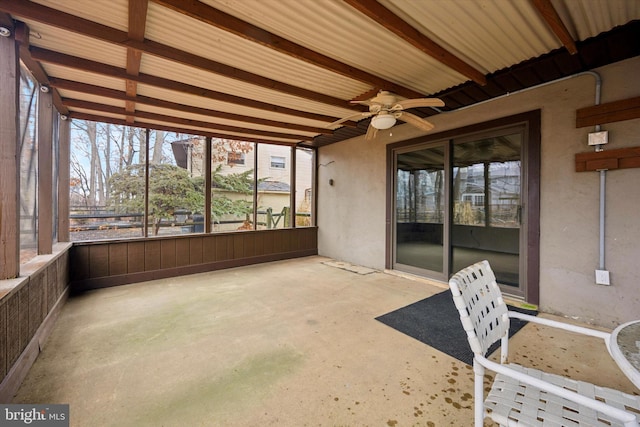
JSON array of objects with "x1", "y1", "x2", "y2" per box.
[{"x1": 0, "y1": 1, "x2": 639, "y2": 425}]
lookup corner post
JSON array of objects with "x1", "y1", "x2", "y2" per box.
[{"x1": 0, "y1": 19, "x2": 20, "y2": 278}]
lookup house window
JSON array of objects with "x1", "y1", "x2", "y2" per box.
[
  {"x1": 227, "y1": 151, "x2": 245, "y2": 166},
  {"x1": 270, "y1": 156, "x2": 286, "y2": 169},
  {"x1": 462, "y1": 193, "x2": 485, "y2": 206}
]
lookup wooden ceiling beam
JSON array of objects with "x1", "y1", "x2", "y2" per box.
[
  {"x1": 49, "y1": 78, "x2": 336, "y2": 134},
  {"x1": 62, "y1": 98, "x2": 313, "y2": 141},
  {"x1": 0, "y1": 0, "x2": 364, "y2": 112},
  {"x1": 343, "y1": 0, "x2": 487, "y2": 86},
  {"x1": 125, "y1": 0, "x2": 149, "y2": 123},
  {"x1": 531, "y1": 0, "x2": 577, "y2": 54},
  {"x1": 30, "y1": 47, "x2": 344, "y2": 123},
  {"x1": 13, "y1": 21, "x2": 68, "y2": 115},
  {"x1": 0, "y1": 11, "x2": 11, "y2": 27},
  {"x1": 69, "y1": 112, "x2": 300, "y2": 146},
  {"x1": 151, "y1": 0, "x2": 426, "y2": 100}
]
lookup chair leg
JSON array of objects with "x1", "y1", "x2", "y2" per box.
[
  {"x1": 473, "y1": 360, "x2": 485, "y2": 427},
  {"x1": 501, "y1": 334, "x2": 509, "y2": 364}
]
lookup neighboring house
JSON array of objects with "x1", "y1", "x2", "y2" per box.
[{"x1": 171, "y1": 137, "x2": 313, "y2": 230}]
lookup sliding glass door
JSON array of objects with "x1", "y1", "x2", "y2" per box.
[
  {"x1": 395, "y1": 144, "x2": 448, "y2": 277},
  {"x1": 451, "y1": 131, "x2": 522, "y2": 288},
  {"x1": 392, "y1": 125, "x2": 527, "y2": 297}
]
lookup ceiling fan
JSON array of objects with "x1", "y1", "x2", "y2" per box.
[{"x1": 329, "y1": 91, "x2": 445, "y2": 140}]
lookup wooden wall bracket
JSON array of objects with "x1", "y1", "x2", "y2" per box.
[
  {"x1": 575, "y1": 146, "x2": 640, "y2": 172},
  {"x1": 576, "y1": 96, "x2": 640, "y2": 128}
]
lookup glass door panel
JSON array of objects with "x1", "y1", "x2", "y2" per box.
[
  {"x1": 452, "y1": 134, "x2": 522, "y2": 287},
  {"x1": 395, "y1": 146, "x2": 446, "y2": 274}
]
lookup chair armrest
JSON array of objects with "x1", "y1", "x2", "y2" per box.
[
  {"x1": 477, "y1": 354, "x2": 638, "y2": 426},
  {"x1": 508, "y1": 310, "x2": 611, "y2": 349},
  {"x1": 509, "y1": 311, "x2": 613, "y2": 356}
]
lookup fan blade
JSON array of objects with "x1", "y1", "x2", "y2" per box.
[
  {"x1": 398, "y1": 111, "x2": 435, "y2": 132},
  {"x1": 327, "y1": 112, "x2": 374, "y2": 128},
  {"x1": 351, "y1": 99, "x2": 376, "y2": 106},
  {"x1": 394, "y1": 98, "x2": 445, "y2": 110},
  {"x1": 365, "y1": 124, "x2": 378, "y2": 140}
]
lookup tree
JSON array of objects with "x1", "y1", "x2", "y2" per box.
[
  {"x1": 109, "y1": 164, "x2": 204, "y2": 235},
  {"x1": 213, "y1": 168, "x2": 254, "y2": 223},
  {"x1": 109, "y1": 163, "x2": 258, "y2": 234},
  {"x1": 192, "y1": 164, "x2": 257, "y2": 226}
]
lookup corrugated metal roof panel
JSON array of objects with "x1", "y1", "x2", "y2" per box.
[
  {"x1": 135, "y1": 104, "x2": 319, "y2": 137},
  {"x1": 41, "y1": 63, "x2": 127, "y2": 92},
  {"x1": 4, "y1": 0, "x2": 637, "y2": 148},
  {"x1": 553, "y1": 0, "x2": 640, "y2": 40},
  {"x1": 71, "y1": 107, "x2": 126, "y2": 121},
  {"x1": 135, "y1": 83, "x2": 336, "y2": 128},
  {"x1": 144, "y1": 2, "x2": 371, "y2": 101},
  {"x1": 382, "y1": 0, "x2": 561, "y2": 73},
  {"x1": 57, "y1": 90, "x2": 126, "y2": 109},
  {"x1": 23, "y1": 20, "x2": 128, "y2": 69},
  {"x1": 139, "y1": 117, "x2": 301, "y2": 143},
  {"x1": 32, "y1": 0, "x2": 129, "y2": 32},
  {"x1": 200, "y1": 0, "x2": 467, "y2": 93},
  {"x1": 138, "y1": 54, "x2": 358, "y2": 118}
]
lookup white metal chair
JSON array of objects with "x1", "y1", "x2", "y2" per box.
[{"x1": 449, "y1": 260, "x2": 640, "y2": 427}]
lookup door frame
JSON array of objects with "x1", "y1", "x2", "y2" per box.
[{"x1": 386, "y1": 110, "x2": 540, "y2": 304}]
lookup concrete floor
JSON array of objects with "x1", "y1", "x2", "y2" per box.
[{"x1": 13, "y1": 256, "x2": 638, "y2": 426}]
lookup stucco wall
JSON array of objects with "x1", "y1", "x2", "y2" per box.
[{"x1": 318, "y1": 57, "x2": 640, "y2": 327}]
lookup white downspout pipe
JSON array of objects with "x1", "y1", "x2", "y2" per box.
[
  {"x1": 584, "y1": 71, "x2": 606, "y2": 272},
  {"x1": 599, "y1": 168, "x2": 606, "y2": 270}
]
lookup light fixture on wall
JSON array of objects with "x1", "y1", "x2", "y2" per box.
[
  {"x1": 370, "y1": 112, "x2": 396, "y2": 130},
  {"x1": 0, "y1": 27, "x2": 11, "y2": 37}
]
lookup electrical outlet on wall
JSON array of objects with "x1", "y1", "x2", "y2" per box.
[{"x1": 595, "y1": 269, "x2": 610, "y2": 285}]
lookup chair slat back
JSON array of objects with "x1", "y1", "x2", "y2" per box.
[{"x1": 449, "y1": 260, "x2": 510, "y2": 357}]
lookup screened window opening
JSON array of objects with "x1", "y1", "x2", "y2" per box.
[
  {"x1": 69, "y1": 125, "x2": 314, "y2": 241},
  {"x1": 19, "y1": 63, "x2": 39, "y2": 264}
]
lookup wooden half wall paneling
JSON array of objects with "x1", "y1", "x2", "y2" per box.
[
  {"x1": 27, "y1": 272, "x2": 44, "y2": 338},
  {"x1": 109, "y1": 242, "x2": 128, "y2": 276},
  {"x1": 175, "y1": 239, "x2": 190, "y2": 268},
  {"x1": 70, "y1": 244, "x2": 90, "y2": 281},
  {"x1": 89, "y1": 244, "x2": 109, "y2": 279},
  {"x1": 189, "y1": 237, "x2": 203, "y2": 265},
  {"x1": 0, "y1": 299, "x2": 7, "y2": 382},
  {"x1": 0, "y1": 246, "x2": 70, "y2": 401},
  {"x1": 202, "y1": 237, "x2": 216, "y2": 263},
  {"x1": 160, "y1": 239, "x2": 177, "y2": 269},
  {"x1": 70, "y1": 228, "x2": 318, "y2": 291},
  {"x1": 127, "y1": 241, "x2": 145, "y2": 273},
  {"x1": 144, "y1": 240, "x2": 162, "y2": 271}
]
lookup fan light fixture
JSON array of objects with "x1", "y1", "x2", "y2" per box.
[
  {"x1": 371, "y1": 113, "x2": 396, "y2": 130},
  {"x1": 328, "y1": 91, "x2": 444, "y2": 140}
]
